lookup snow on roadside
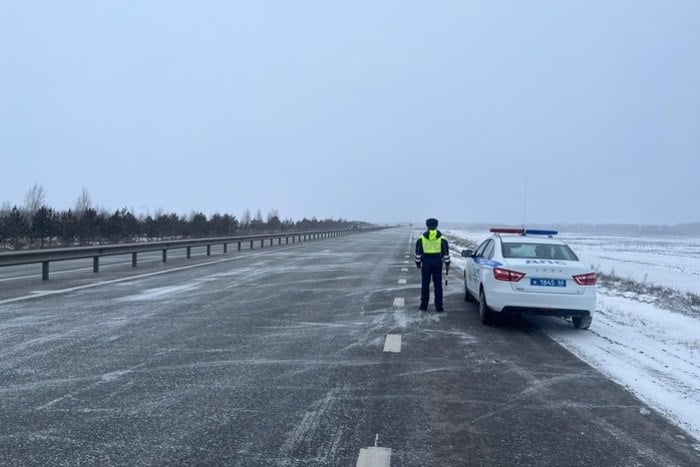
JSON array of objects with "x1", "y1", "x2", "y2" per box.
[
  {"x1": 562, "y1": 234, "x2": 700, "y2": 296},
  {"x1": 446, "y1": 229, "x2": 700, "y2": 442},
  {"x1": 530, "y1": 295, "x2": 700, "y2": 441}
]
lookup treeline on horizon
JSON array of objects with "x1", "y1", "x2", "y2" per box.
[{"x1": 1, "y1": 185, "x2": 362, "y2": 250}]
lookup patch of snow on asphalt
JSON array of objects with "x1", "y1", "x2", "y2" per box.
[{"x1": 116, "y1": 283, "x2": 201, "y2": 302}]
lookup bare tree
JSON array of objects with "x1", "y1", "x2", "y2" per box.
[
  {"x1": 267, "y1": 209, "x2": 281, "y2": 231},
  {"x1": 242, "y1": 208, "x2": 252, "y2": 226},
  {"x1": 24, "y1": 183, "x2": 46, "y2": 215},
  {"x1": 266, "y1": 209, "x2": 280, "y2": 223},
  {"x1": 75, "y1": 187, "x2": 92, "y2": 213}
]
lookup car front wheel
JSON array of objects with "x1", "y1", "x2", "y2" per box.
[{"x1": 464, "y1": 282, "x2": 474, "y2": 302}]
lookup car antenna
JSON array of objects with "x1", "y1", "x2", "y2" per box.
[{"x1": 521, "y1": 177, "x2": 529, "y2": 229}]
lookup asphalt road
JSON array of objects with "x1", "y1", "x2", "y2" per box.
[{"x1": 1, "y1": 228, "x2": 698, "y2": 466}]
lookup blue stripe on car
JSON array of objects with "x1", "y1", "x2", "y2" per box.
[{"x1": 474, "y1": 258, "x2": 502, "y2": 268}]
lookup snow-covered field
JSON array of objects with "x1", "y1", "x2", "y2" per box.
[{"x1": 446, "y1": 230, "x2": 700, "y2": 442}]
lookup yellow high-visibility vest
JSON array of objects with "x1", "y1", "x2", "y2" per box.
[{"x1": 421, "y1": 230, "x2": 442, "y2": 254}]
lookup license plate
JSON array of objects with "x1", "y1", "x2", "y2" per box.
[{"x1": 530, "y1": 278, "x2": 566, "y2": 287}]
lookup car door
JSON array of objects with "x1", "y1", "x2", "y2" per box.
[{"x1": 468, "y1": 239, "x2": 491, "y2": 295}]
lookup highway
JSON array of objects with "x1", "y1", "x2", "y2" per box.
[{"x1": 1, "y1": 228, "x2": 698, "y2": 466}]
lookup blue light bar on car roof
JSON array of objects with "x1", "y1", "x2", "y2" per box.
[{"x1": 524, "y1": 229, "x2": 558, "y2": 236}]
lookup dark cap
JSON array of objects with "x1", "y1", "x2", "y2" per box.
[{"x1": 426, "y1": 218, "x2": 438, "y2": 229}]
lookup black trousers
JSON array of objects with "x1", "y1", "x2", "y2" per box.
[{"x1": 420, "y1": 257, "x2": 443, "y2": 309}]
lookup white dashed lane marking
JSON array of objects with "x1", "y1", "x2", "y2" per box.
[
  {"x1": 400, "y1": 268, "x2": 408, "y2": 272},
  {"x1": 356, "y1": 447, "x2": 391, "y2": 467},
  {"x1": 398, "y1": 279, "x2": 406, "y2": 285},
  {"x1": 393, "y1": 297, "x2": 405, "y2": 307},
  {"x1": 383, "y1": 334, "x2": 402, "y2": 353}
]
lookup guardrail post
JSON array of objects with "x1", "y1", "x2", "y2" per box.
[
  {"x1": 93, "y1": 256, "x2": 99, "y2": 273},
  {"x1": 207, "y1": 245, "x2": 211, "y2": 256},
  {"x1": 187, "y1": 247, "x2": 191, "y2": 259},
  {"x1": 224, "y1": 243, "x2": 228, "y2": 253},
  {"x1": 270, "y1": 238, "x2": 273, "y2": 246},
  {"x1": 132, "y1": 252, "x2": 137, "y2": 267},
  {"x1": 238, "y1": 242, "x2": 241, "y2": 251},
  {"x1": 250, "y1": 240, "x2": 254, "y2": 250},
  {"x1": 260, "y1": 239, "x2": 264, "y2": 248},
  {"x1": 278, "y1": 238, "x2": 281, "y2": 245},
  {"x1": 42, "y1": 261, "x2": 49, "y2": 281},
  {"x1": 286, "y1": 237, "x2": 289, "y2": 244},
  {"x1": 162, "y1": 249, "x2": 167, "y2": 263}
]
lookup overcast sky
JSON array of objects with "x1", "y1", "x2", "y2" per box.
[{"x1": 2, "y1": 1, "x2": 699, "y2": 225}]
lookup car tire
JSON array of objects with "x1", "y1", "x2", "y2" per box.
[
  {"x1": 478, "y1": 289, "x2": 493, "y2": 325},
  {"x1": 572, "y1": 316, "x2": 592, "y2": 330}
]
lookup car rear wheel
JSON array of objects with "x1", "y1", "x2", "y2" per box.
[
  {"x1": 478, "y1": 289, "x2": 493, "y2": 325},
  {"x1": 572, "y1": 316, "x2": 592, "y2": 330}
]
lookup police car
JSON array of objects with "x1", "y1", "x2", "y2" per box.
[{"x1": 461, "y1": 228, "x2": 596, "y2": 329}]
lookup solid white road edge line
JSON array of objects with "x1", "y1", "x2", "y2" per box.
[
  {"x1": 383, "y1": 334, "x2": 401, "y2": 353},
  {"x1": 356, "y1": 447, "x2": 391, "y2": 467}
]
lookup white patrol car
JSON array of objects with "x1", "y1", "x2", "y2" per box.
[{"x1": 462, "y1": 228, "x2": 596, "y2": 329}]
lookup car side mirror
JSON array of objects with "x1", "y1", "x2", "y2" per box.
[{"x1": 461, "y1": 249, "x2": 473, "y2": 258}]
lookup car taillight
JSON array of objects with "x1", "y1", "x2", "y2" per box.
[
  {"x1": 493, "y1": 268, "x2": 525, "y2": 282},
  {"x1": 573, "y1": 272, "x2": 597, "y2": 285}
]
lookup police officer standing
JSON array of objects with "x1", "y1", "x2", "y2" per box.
[{"x1": 415, "y1": 218, "x2": 450, "y2": 312}]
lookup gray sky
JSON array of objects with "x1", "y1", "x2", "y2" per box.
[{"x1": 2, "y1": 1, "x2": 699, "y2": 225}]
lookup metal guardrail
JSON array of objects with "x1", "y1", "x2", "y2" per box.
[{"x1": 0, "y1": 228, "x2": 371, "y2": 281}]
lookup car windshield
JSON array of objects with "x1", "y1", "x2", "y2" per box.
[{"x1": 501, "y1": 242, "x2": 579, "y2": 261}]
